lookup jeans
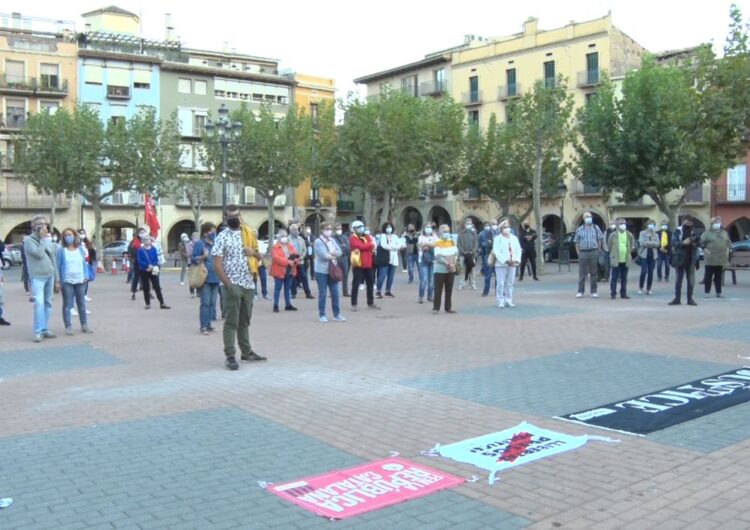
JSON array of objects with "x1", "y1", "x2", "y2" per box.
[
  {"x1": 578, "y1": 250, "x2": 599, "y2": 294},
  {"x1": 222, "y1": 284, "x2": 254, "y2": 357},
  {"x1": 292, "y1": 263, "x2": 312, "y2": 297},
  {"x1": 130, "y1": 263, "x2": 141, "y2": 293},
  {"x1": 433, "y1": 272, "x2": 455, "y2": 311},
  {"x1": 315, "y1": 272, "x2": 341, "y2": 318},
  {"x1": 376, "y1": 264, "x2": 395, "y2": 293},
  {"x1": 199, "y1": 282, "x2": 219, "y2": 330},
  {"x1": 407, "y1": 254, "x2": 419, "y2": 284},
  {"x1": 674, "y1": 265, "x2": 695, "y2": 302},
  {"x1": 180, "y1": 258, "x2": 188, "y2": 283},
  {"x1": 657, "y1": 252, "x2": 671, "y2": 280},
  {"x1": 351, "y1": 267, "x2": 375, "y2": 307},
  {"x1": 62, "y1": 282, "x2": 87, "y2": 329},
  {"x1": 610, "y1": 263, "x2": 629, "y2": 297},
  {"x1": 340, "y1": 257, "x2": 350, "y2": 296},
  {"x1": 495, "y1": 265, "x2": 517, "y2": 304},
  {"x1": 256, "y1": 266, "x2": 268, "y2": 297},
  {"x1": 274, "y1": 274, "x2": 293, "y2": 308},
  {"x1": 31, "y1": 276, "x2": 54, "y2": 334},
  {"x1": 419, "y1": 262, "x2": 434, "y2": 301},
  {"x1": 704, "y1": 265, "x2": 723, "y2": 295},
  {"x1": 462, "y1": 255, "x2": 476, "y2": 286},
  {"x1": 140, "y1": 271, "x2": 165, "y2": 306},
  {"x1": 639, "y1": 257, "x2": 655, "y2": 290},
  {"x1": 482, "y1": 260, "x2": 495, "y2": 295}
]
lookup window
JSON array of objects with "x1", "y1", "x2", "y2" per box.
[
  {"x1": 586, "y1": 52, "x2": 599, "y2": 84},
  {"x1": 110, "y1": 104, "x2": 126, "y2": 125},
  {"x1": 110, "y1": 116, "x2": 125, "y2": 126},
  {"x1": 5, "y1": 98, "x2": 26, "y2": 128},
  {"x1": 506, "y1": 68, "x2": 517, "y2": 96},
  {"x1": 178, "y1": 78, "x2": 192, "y2": 94},
  {"x1": 434, "y1": 68, "x2": 446, "y2": 92},
  {"x1": 469, "y1": 76, "x2": 479, "y2": 103},
  {"x1": 133, "y1": 69, "x2": 151, "y2": 89},
  {"x1": 310, "y1": 103, "x2": 319, "y2": 121},
  {"x1": 728, "y1": 164, "x2": 747, "y2": 201},
  {"x1": 401, "y1": 75, "x2": 417, "y2": 97},
  {"x1": 505, "y1": 103, "x2": 516, "y2": 124},
  {"x1": 194, "y1": 79, "x2": 207, "y2": 95},
  {"x1": 193, "y1": 113, "x2": 207, "y2": 137},
  {"x1": 585, "y1": 92, "x2": 597, "y2": 105},
  {"x1": 40, "y1": 63, "x2": 59, "y2": 89},
  {"x1": 468, "y1": 110, "x2": 479, "y2": 126},
  {"x1": 84, "y1": 102, "x2": 101, "y2": 114},
  {"x1": 40, "y1": 101, "x2": 59, "y2": 114},
  {"x1": 107, "y1": 67, "x2": 129, "y2": 87},
  {"x1": 5, "y1": 60, "x2": 24, "y2": 83},
  {"x1": 178, "y1": 107, "x2": 193, "y2": 136},
  {"x1": 544, "y1": 60, "x2": 556, "y2": 88},
  {"x1": 84, "y1": 64, "x2": 103, "y2": 85}
]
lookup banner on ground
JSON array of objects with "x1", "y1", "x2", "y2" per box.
[
  {"x1": 435, "y1": 422, "x2": 618, "y2": 484},
  {"x1": 557, "y1": 367, "x2": 750, "y2": 436},
  {"x1": 269, "y1": 457, "x2": 464, "y2": 520}
]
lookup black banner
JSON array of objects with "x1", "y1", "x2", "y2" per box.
[{"x1": 557, "y1": 367, "x2": 750, "y2": 436}]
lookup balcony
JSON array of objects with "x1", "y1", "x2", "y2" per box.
[
  {"x1": 727, "y1": 183, "x2": 747, "y2": 202},
  {"x1": 497, "y1": 84, "x2": 521, "y2": 100},
  {"x1": 336, "y1": 200, "x2": 355, "y2": 211},
  {"x1": 0, "y1": 75, "x2": 69, "y2": 97},
  {"x1": 577, "y1": 69, "x2": 601, "y2": 87},
  {"x1": 1, "y1": 114, "x2": 26, "y2": 130},
  {"x1": 429, "y1": 183, "x2": 448, "y2": 197},
  {"x1": 107, "y1": 85, "x2": 131, "y2": 99},
  {"x1": 0, "y1": 192, "x2": 71, "y2": 209},
  {"x1": 461, "y1": 90, "x2": 482, "y2": 106},
  {"x1": 419, "y1": 81, "x2": 448, "y2": 97}
]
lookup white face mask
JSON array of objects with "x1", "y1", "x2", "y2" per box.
[
  {"x1": 79, "y1": 234, "x2": 87, "y2": 240},
  {"x1": 712, "y1": 223, "x2": 721, "y2": 230},
  {"x1": 280, "y1": 237, "x2": 288, "y2": 244},
  {"x1": 323, "y1": 229, "x2": 332, "y2": 237},
  {"x1": 425, "y1": 227, "x2": 433, "y2": 235},
  {"x1": 661, "y1": 225, "x2": 668, "y2": 230},
  {"x1": 441, "y1": 232, "x2": 451, "y2": 240},
  {"x1": 364, "y1": 230, "x2": 371, "y2": 236},
  {"x1": 610, "y1": 224, "x2": 616, "y2": 230},
  {"x1": 491, "y1": 225, "x2": 498, "y2": 231},
  {"x1": 619, "y1": 224, "x2": 627, "y2": 231},
  {"x1": 584, "y1": 218, "x2": 593, "y2": 225},
  {"x1": 648, "y1": 224, "x2": 656, "y2": 230},
  {"x1": 501, "y1": 227, "x2": 511, "y2": 235},
  {"x1": 335, "y1": 229, "x2": 342, "y2": 236}
]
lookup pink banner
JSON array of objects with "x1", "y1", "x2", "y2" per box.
[{"x1": 269, "y1": 457, "x2": 464, "y2": 519}]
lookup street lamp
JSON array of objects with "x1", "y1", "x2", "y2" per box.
[
  {"x1": 558, "y1": 181, "x2": 568, "y2": 272},
  {"x1": 205, "y1": 104, "x2": 242, "y2": 220}
]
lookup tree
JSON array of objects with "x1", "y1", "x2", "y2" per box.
[
  {"x1": 320, "y1": 89, "x2": 465, "y2": 227},
  {"x1": 225, "y1": 103, "x2": 314, "y2": 240},
  {"x1": 181, "y1": 174, "x2": 214, "y2": 229},
  {"x1": 577, "y1": 6, "x2": 750, "y2": 228}
]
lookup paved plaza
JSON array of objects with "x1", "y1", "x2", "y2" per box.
[{"x1": 1, "y1": 264, "x2": 749, "y2": 529}]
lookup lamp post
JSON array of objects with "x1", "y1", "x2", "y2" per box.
[
  {"x1": 205, "y1": 104, "x2": 242, "y2": 220},
  {"x1": 558, "y1": 182, "x2": 568, "y2": 272}
]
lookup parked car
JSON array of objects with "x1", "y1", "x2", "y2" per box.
[
  {"x1": 102, "y1": 240, "x2": 129, "y2": 259},
  {"x1": 543, "y1": 232, "x2": 578, "y2": 262},
  {"x1": 1, "y1": 243, "x2": 22, "y2": 269},
  {"x1": 731, "y1": 240, "x2": 750, "y2": 253}
]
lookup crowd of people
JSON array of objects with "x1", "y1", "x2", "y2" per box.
[{"x1": 0, "y1": 207, "x2": 735, "y2": 370}]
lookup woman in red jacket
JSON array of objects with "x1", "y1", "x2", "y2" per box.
[
  {"x1": 270, "y1": 229, "x2": 300, "y2": 313},
  {"x1": 349, "y1": 220, "x2": 379, "y2": 311}
]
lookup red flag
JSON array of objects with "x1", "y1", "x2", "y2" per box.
[{"x1": 144, "y1": 194, "x2": 160, "y2": 237}]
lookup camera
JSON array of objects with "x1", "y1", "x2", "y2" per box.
[{"x1": 289, "y1": 253, "x2": 300, "y2": 260}]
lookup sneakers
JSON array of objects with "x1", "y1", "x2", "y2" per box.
[
  {"x1": 384, "y1": 292, "x2": 395, "y2": 298},
  {"x1": 319, "y1": 315, "x2": 329, "y2": 323},
  {"x1": 65, "y1": 328, "x2": 74, "y2": 336},
  {"x1": 225, "y1": 357, "x2": 239, "y2": 370},
  {"x1": 418, "y1": 298, "x2": 424, "y2": 304},
  {"x1": 333, "y1": 315, "x2": 346, "y2": 322},
  {"x1": 458, "y1": 283, "x2": 465, "y2": 290},
  {"x1": 145, "y1": 305, "x2": 150, "y2": 310},
  {"x1": 638, "y1": 290, "x2": 643, "y2": 295},
  {"x1": 273, "y1": 305, "x2": 279, "y2": 313},
  {"x1": 506, "y1": 301, "x2": 515, "y2": 308},
  {"x1": 241, "y1": 352, "x2": 267, "y2": 362},
  {"x1": 160, "y1": 304, "x2": 171, "y2": 309},
  {"x1": 0, "y1": 318, "x2": 9, "y2": 326},
  {"x1": 71, "y1": 307, "x2": 78, "y2": 316},
  {"x1": 207, "y1": 327, "x2": 216, "y2": 332},
  {"x1": 687, "y1": 299, "x2": 698, "y2": 306},
  {"x1": 34, "y1": 334, "x2": 43, "y2": 343},
  {"x1": 284, "y1": 305, "x2": 298, "y2": 311},
  {"x1": 376, "y1": 292, "x2": 383, "y2": 299},
  {"x1": 262, "y1": 295, "x2": 271, "y2": 301},
  {"x1": 497, "y1": 301, "x2": 505, "y2": 308},
  {"x1": 611, "y1": 294, "x2": 616, "y2": 299},
  {"x1": 81, "y1": 326, "x2": 93, "y2": 334},
  {"x1": 668, "y1": 299, "x2": 681, "y2": 305},
  {"x1": 367, "y1": 304, "x2": 381, "y2": 310},
  {"x1": 471, "y1": 284, "x2": 477, "y2": 290},
  {"x1": 85, "y1": 296, "x2": 92, "y2": 302},
  {"x1": 576, "y1": 293, "x2": 583, "y2": 298},
  {"x1": 131, "y1": 293, "x2": 135, "y2": 301},
  {"x1": 446, "y1": 309, "x2": 457, "y2": 314},
  {"x1": 646, "y1": 290, "x2": 652, "y2": 295},
  {"x1": 717, "y1": 293, "x2": 725, "y2": 298},
  {"x1": 351, "y1": 306, "x2": 358, "y2": 312},
  {"x1": 42, "y1": 331, "x2": 56, "y2": 339},
  {"x1": 704, "y1": 293, "x2": 711, "y2": 298},
  {"x1": 621, "y1": 295, "x2": 631, "y2": 299},
  {"x1": 305, "y1": 294, "x2": 315, "y2": 300},
  {"x1": 592, "y1": 293, "x2": 599, "y2": 298},
  {"x1": 180, "y1": 281, "x2": 185, "y2": 286},
  {"x1": 201, "y1": 328, "x2": 210, "y2": 335}
]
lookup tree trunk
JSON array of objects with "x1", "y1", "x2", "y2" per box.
[
  {"x1": 532, "y1": 142, "x2": 544, "y2": 275},
  {"x1": 93, "y1": 200, "x2": 103, "y2": 270},
  {"x1": 650, "y1": 190, "x2": 683, "y2": 230},
  {"x1": 193, "y1": 203, "x2": 201, "y2": 231},
  {"x1": 49, "y1": 196, "x2": 57, "y2": 236},
  {"x1": 379, "y1": 189, "x2": 391, "y2": 228},
  {"x1": 363, "y1": 191, "x2": 373, "y2": 227},
  {"x1": 266, "y1": 193, "x2": 276, "y2": 242}
]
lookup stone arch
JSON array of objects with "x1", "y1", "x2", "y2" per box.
[
  {"x1": 257, "y1": 220, "x2": 286, "y2": 240},
  {"x1": 3, "y1": 221, "x2": 32, "y2": 244},
  {"x1": 165, "y1": 219, "x2": 196, "y2": 253},
  {"x1": 571, "y1": 210, "x2": 606, "y2": 231},
  {"x1": 726, "y1": 216, "x2": 750, "y2": 241},
  {"x1": 401, "y1": 206, "x2": 423, "y2": 231},
  {"x1": 428, "y1": 205, "x2": 452, "y2": 230},
  {"x1": 542, "y1": 214, "x2": 567, "y2": 239},
  {"x1": 101, "y1": 219, "x2": 138, "y2": 247},
  {"x1": 678, "y1": 211, "x2": 706, "y2": 230}
]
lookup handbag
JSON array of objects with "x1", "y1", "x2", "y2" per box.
[
  {"x1": 634, "y1": 256, "x2": 643, "y2": 266},
  {"x1": 351, "y1": 248, "x2": 361, "y2": 268},
  {"x1": 188, "y1": 262, "x2": 208, "y2": 289},
  {"x1": 87, "y1": 263, "x2": 96, "y2": 282},
  {"x1": 375, "y1": 245, "x2": 390, "y2": 267},
  {"x1": 329, "y1": 261, "x2": 343, "y2": 282},
  {"x1": 487, "y1": 251, "x2": 496, "y2": 267}
]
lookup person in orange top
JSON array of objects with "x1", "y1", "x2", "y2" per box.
[
  {"x1": 270, "y1": 229, "x2": 300, "y2": 313},
  {"x1": 348, "y1": 220, "x2": 379, "y2": 312}
]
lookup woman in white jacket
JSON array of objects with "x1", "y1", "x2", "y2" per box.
[{"x1": 492, "y1": 219, "x2": 523, "y2": 308}]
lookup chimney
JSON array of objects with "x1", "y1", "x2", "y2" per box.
[
  {"x1": 523, "y1": 17, "x2": 538, "y2": 37},
  {"x1": 165, "y1": 13, "x2": 174, "y2": 41}
]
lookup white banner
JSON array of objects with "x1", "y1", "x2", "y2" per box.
[{"x1": 434, "y1": 422, "x2": 618, "y2": 484}]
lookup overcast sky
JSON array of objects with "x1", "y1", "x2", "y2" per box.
[{"x1": 11, "y1": 0, "x2": 750, "y2": 98}]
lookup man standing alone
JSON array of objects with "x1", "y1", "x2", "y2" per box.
[
  {"x1": 212, "y1": 205, "x2": 267, "y2": 370},
  {"x1": 573, "y1": 212, "x2": 604, "y2": 298},
  {"x1": 518, "y1": 222, "x2": 539, "y2": 281}
]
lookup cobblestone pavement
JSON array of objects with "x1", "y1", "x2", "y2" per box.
[{"x1": 1, "y1": 263, "x2": 749, "y2": 529}]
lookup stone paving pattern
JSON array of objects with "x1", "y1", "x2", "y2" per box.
[{"x1": 1, "y1": 263, "x2": 749, "y2": 529}]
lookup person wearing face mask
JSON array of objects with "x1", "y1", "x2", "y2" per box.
[
  {"x1": 518, "y1": 222, "x2": 538, "y2": 281},
  {"x1": 184, "y1": 232, "x2": 200, "y2": 298},
  {"x1": 192, "y1": 222, "x2": 220, "y2": 335},
  {"x1": 433, "y1": 225, "x2": 458, "y2": 313},
  {"x1": 349, "y1": 220, "x2": 379, "y2": 311},
  {"x1": 700, "y1": 216, "x2": 731, "y2": 298},
  {"x1": 656, "y1": 220, "x2": 672, "y2": 283},
  {"x1": 600, "y1": 222, "x2": 618, "y2": 283},
  {"x1": 301, "y1": 224, "x2": 315, "y2": 278},
  {"x1": 479, "y1": 221, "x2": 500, "y2": 297},
  {"x1": 574, "y1": 211, "x2": 604, "y2": 298},
  {"x1": 637, "y1": 219, "x2": 660, "y2": 295},
  {"x1": 127, "y1": 229, "x2": 147, "y2": 300},
  {"x1": 457, "y1": 219, "x2": 479, "y2": 290},
  {"x1": 78, "y1": 229, "x2": 96, "y2": 303},
  {"x1": 492, "y1": 220, "x2": 523, "y2": 308},
  {"x1": 404, "y1": 224, "x2": 420, "y2": 285},
  {"x1": 334, "y1": 224, "x2": 351, "y2": 297},
  {"x1": 288, "y1": 223, "x2": 314, "y2": 300},
  {"x1": 606, "y1": 218, "x2": 635, "y2": 300},
  {"x1": 375, "y1": 222, "x2": 401, "y2": 298},
  {"x1": 24, "y1": 215, "x2": 59, "y2": 342},
  {"x1": 137, "y1": 234, "x2": 170, "y2": 311},
  {"x1": 56, "y1": 228, "x2": 92, "y2": 335},
  {"x1": 313, "y1": 223, "x2": 345, "y2": 323},
  {"x1": 669, "y1": 215, "x2": 700, "y2": 306},
  {"x1": 417, "y1": 224, "x2": 438, "y2": 304},
  {"x1": 178, "y1": 233, "x2": 190, "y2": 287},
  {"x1": 270, "y1": 229, "x2": 299, "y2": 313},
  {"x1": 212, "y1": 205, "x2": 267, "y2": 370}
]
